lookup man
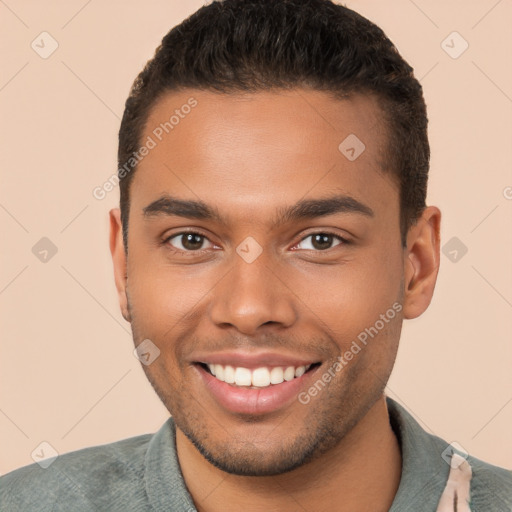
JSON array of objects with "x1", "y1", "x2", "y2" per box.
[{"x1": 1, "y1": 0, "x2": 510, "y2": 510}]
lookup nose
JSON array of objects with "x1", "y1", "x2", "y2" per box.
[{"x1": 208, "y1": 253, "x2": 298, "y2": 336}]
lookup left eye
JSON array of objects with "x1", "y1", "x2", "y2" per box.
[
  {"x1": 166, "y1": 233, "x2": 213, "y2": 251},
  {"x1": 294, "y1": 233, "x2": 345, "y2": 251}
]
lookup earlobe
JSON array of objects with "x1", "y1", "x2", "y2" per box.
[
  {"x1": 109, "y1": 208, "x2": 131, "y2": 323},
  {"x1": 402, "y1": 206, "x2": 441, "y2": 319}
]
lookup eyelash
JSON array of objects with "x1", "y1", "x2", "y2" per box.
[
  {"x1": 161, "y1": 230, "x2": 350, "y2": 255},
  {"x1": 291, "y1": 231, "x2": 350, "y2": 251}
]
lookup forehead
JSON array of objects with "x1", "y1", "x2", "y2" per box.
[{"x1": 130, "y1": 88, "x2": 396, "y2": 223}]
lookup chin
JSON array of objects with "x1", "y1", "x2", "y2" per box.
[{"x1": 184, "y1": 428, "x2": 322, "y2": 476}]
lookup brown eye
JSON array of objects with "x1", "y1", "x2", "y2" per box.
[
  {"x1": 167, "y1": 232, "x2": 212, "y2": 251},
  {"x1": 295, "y1": 233, "x2": 345, "y2": 251}
]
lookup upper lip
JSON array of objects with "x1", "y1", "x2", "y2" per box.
[{"x1": 193, "y1": 351, "x2": 320, "y2": 370}]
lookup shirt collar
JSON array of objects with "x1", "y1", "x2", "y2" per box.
[
  {"x1": 145, "y1": 416, "x2": 197, "y2": 511},
  {"x1": 387, "y1": 397, "x2": 452, "y2": 511}
]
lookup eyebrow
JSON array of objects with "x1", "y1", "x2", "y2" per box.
[
  {"x1": 142, "y1": 193, "x2": 374, "y2": 226},
  {"x1": 273, "y1": 194, "x2": 374, "y2": 227},
  {"x1": 143, "y1": 195, "x2": 224, "y2": 222}
]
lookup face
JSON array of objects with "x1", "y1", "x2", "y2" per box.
[{"x1": 111, "y1": 89, "x2": 433, "y2": 476}]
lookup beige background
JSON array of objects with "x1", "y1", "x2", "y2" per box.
[{"x1": 1, "y1": 0, "x2": 511, "y2": 475}]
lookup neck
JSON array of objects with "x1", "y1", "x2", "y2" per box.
[{"x1": 176, "y1": 395, "x2": 402, "y2": 512}]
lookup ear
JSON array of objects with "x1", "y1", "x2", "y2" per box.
[
  {"x1": 402, "y1": 206, "x2": 441, "y2": 319},
  {"x1": 109, "y1": 208, "x2": 131, "y2": 323}
]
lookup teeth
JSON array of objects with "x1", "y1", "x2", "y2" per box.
[
  {"x1": 224, "y1": 365, "x2": 235, "y2": 384},
  {"x1": 269, "y1": 367, "x2": 284, "y2": 384},
  {"x1": 284, "y1": 366, "x2": 295, "y2": 381},
  {"x1": 234, "y1": 367, "x2": 252, "y2": 386},
  {"x1": 252, "y1": 367, "x2": 271, "y2": 387},
  {"x1": 214, "y1": 364, "x2": 224, "y2": 381},
  {"x1": 295, "y1": 366, "x2": 306, "y2": 377},
  {"x1": 205, "y1": 363, "x2": 313, "y2": 388}
]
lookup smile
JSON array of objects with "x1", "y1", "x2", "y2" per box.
[
  {"x1": 203, "y1": 363, "x2": 316, "y2": 388},
  {"x1": 194, "y1": 360, "x2": 322, "y2": 415}
]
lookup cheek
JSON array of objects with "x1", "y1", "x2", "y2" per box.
[
  {"x1": 290, "y1": 248, "x2": 403, "y2": 337},
  {"x1": 127, "y1": 255, "x2": 216, "y2": 334}
]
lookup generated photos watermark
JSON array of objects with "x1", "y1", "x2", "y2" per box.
[
  {"x1": 92, "y1": 97, "x2": 198, "y2": 200},
  {"x1": 298, "y1": 302, "x2": 403, "y2": 405}
]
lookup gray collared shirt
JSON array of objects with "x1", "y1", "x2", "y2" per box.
[{"x1": 1, "y1": 397, "x2": 510, "y2": 511}]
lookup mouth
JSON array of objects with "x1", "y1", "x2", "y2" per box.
[
  {"x1": 197, "y1": 361, "x2": 321, "y2": 388},
  {"x1": 193, "y1": 360, "x2": 322, "y2": 415}
]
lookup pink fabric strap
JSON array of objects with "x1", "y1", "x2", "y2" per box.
[{"x1": 436, "y1": 454, "x2": 473, "y2": 512}]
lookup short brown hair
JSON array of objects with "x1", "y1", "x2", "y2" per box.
[{"x1": 118, "y1": 0, "x2": 429, "y2": 250}]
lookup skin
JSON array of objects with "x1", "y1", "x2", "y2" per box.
[{"x1": 110, "y1": 89, "x2": 441, "y2": 511}]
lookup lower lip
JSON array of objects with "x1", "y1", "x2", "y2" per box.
[{"x1": 195, "y1": 363, "x2": 320, "y2": 415}]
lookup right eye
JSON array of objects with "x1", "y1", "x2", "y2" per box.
[{"x1": 164, "y1": 232, "x2": 215, "y2": 252}]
